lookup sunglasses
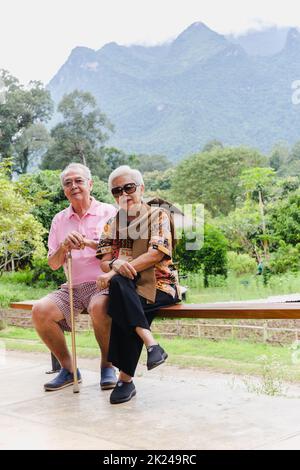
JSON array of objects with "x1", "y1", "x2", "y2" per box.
[{"x1": 111, "y1": 182, "x2": 140, "y2": 197}]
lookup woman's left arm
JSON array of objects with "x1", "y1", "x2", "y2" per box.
[
  {"x1": 130, "y1": 209, "x2": 171, "y2": 271},
  {"x1": 130, "y1": 248, "x2": 165, "y2": 272}
]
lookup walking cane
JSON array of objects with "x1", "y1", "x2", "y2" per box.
[{"x1": 67, "y1": 251, "x2": 80, "y2": 393}]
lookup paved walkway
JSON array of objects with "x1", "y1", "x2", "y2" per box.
[{"x1": 1, "y1": 350, "x2": 300, "y2": 450}]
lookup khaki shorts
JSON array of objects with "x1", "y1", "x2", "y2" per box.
[{"x1": 46, "y1": 282, "x2": 108, "y2": 331}]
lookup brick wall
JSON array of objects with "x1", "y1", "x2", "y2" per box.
[{"x1": 0, "y1": 308, "x2": 93, "y2": 331}]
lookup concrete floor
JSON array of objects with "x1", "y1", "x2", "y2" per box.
[{"x1": 1, "y1": 350, "x2": 300, "y2": 450}]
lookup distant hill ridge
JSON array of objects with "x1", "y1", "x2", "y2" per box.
[{"x1": 48, "y1": 22, "x2": 300, "y2": 159}]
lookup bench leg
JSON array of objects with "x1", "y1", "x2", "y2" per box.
[{"x1": 45, "y1": 352, "x2": 61, "y2": 374}]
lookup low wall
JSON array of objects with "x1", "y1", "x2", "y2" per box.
[
  {"x1": 0, "y1": 308, "x2": 93, "y2": 331},
  {"x1": 2, "y1": 308, "x2": 300, "y2": 344}
]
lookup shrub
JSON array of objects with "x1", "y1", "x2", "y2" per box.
[
  {"x1": 30, "y1": 258, "x2": 65, "y2": 288},
  {"x1": 269, "y1": 242, "x2": 300, "y2": 274},
  {"x1": 227, "y1": 251, "x2": 257, "y2": 276},
  {"x1": 174, "y1": 224, "x2": 228, "y2": 287}
]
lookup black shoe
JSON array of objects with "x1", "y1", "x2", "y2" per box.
[
  {"x1": 147, "y1": 344, "x2": 168, "y2": 370},
  {"x1": 110, "y1": 380, "x2": 136, "y2": 404}
]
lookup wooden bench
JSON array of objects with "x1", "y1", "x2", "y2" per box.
[
  {"x1": 10, "y1": 299, "x2": 300, "y2": 319},
  {"x1": 9, "y1": 299, "x2": 300, "y2": 373}
]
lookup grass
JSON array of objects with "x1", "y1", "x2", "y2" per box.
[
  {"x1": 184, "y1": 271, "x2": 300, "y2": 303},
  {"x1": 1, "y1": 326, "x2": 300, "y2": 383},
  {"x1": 0, "y1": 271, "x2": 54, "y2": 307},
  {"x1": 2, "y1": 269, "x2": 300, "y2": 307}
]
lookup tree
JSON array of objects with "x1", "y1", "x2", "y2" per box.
[
  {"x1": 143, "y1": 168, "x2": 175, "y2": 200},
  {"x1": 202, "y1": 139, "x2": 223, "y2": 152},
  {"x1": 268, "y1": 192, "x2": 300, "y2": 247},
  {"x1": 215, "y1": 202, "x2": 267, "y2": 261},
  {"x1": 13, "y1": 123, "x2": 52, "y2": 174},
  {"x1": 0, "y1": 160, "x2": 46, "y2": 271},
  {"x1": 98, "y1": 147, "x2": 141, "y2": 180},
  {"x1": 171, "y1": 146, "x2": 267, "y2": 216},
  {"x1": 278, "y1": 141, "x2": 300, "y2": 176},
  {"x1": 0, "y1": 69, "x2": 53, "y2": 169},
  {"x1": 200, "y1": 224, "x2": 228, "y2": 287},
  {"x1": 41, "y1": 90, "x2": 113, "y2": 177},
  {"x1": 133, "y1": 154, "x2": 172, "y2": 173},
  {"x1": 269, "y1": 142, "x2": 289, "y2": 172},
  {"x1": 174, "y1": 224, "x2": 228, "y2": 287},
  {"x1": 239, "y1": 167, "x2": 276, "y2": 261}
]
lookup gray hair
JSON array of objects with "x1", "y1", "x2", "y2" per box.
[
  {"x1": 108, "y1": 165, "x2": 144, "y2": 190},
  {"x1": 60, "y1": 163, "x2": 92, "y2": 185}
]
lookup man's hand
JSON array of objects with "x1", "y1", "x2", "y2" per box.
[
  {"x1": 96, "y1": 271, "x2": 116, "y2": 290},
  {"x1": 62, "y1": 231, "x2": 85, "y2": 251},
  {"x1": 112, "y1": 259, "x2": 137, "y2": 279}
]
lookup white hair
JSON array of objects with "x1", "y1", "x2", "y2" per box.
[
  {"x1": 60, "y1": 163, "x2": 92, "y2": 185},
  {"x1": 108, "y1": 165, "x2": 144, "y2": 190}
]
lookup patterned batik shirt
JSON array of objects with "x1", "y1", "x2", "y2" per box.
[{"x1": 96, "y1": 209, "x2": 179, "y2": 298}]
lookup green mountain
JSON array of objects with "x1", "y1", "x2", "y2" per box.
[{"x1": 48, "y1": 22, "x2": 300, "y2": 160}]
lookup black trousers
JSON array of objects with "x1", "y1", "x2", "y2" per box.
[{"x1": 107, "y1": 274, "x2": 179, "y2": 377}]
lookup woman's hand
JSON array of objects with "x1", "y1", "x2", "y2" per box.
[
  {"x1": 96, "y1": 271, "x2": 116, "y2": 290},
  {"x1": 112, "y1": 259, "x2": 137, "y2": 279}
]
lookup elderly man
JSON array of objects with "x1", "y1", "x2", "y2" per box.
[{"x1": 32, "y1": 163, "x2": 117, "y2": 392}]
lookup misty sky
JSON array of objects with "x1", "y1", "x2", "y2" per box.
[{"x1": 1, "y1": 0, "x2": 300, "y2": 85}]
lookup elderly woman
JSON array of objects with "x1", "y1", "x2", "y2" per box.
[{"x1": 96, "y1": 165, "x2": 180, "y2": 404}]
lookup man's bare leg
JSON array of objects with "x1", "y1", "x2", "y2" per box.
[
  {"x1": 32, "y1": 297, "x2": 73, "y2": 372},
  {"x1": 88, "y1": 294, "x2": 113, "y2": 368}
]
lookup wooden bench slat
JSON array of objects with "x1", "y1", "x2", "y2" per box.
[{"x1": 9, "y1": 300, "x2": 300, "y2": 319}]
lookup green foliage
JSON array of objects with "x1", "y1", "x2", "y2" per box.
[
  {"x1": 268, "y1": 242, "x2": 300, "y2": 274},
  {"x1": 174, "y1": 224, "x2": 228, "y2": 287},
  {"x1": 0, "y1": 69, "x2": 53, "y2": 172},
  {"x1": 227, "y1": 251, "x2": 257, "y2": 276},
  {"x1": 0, "y1": 160, "x2": 46, "y2": 271},
  {"x1": 277, "y1": 140, "x2": 300, "y2": 177},
  {"x1": 268, "y1": 191, "x2": 300, "y2": 246},
  {"x1": 171, "y1": 146, "x2": 267, "y2": 216},
  {"x1": 215, "y1": 201, "x2": 263, "y2": 256},
  {"x1": 269, "y1": 142, "x2": 289, "y2": 172},
  {"x1": 143, "y1": 168, "x2": 175, "y2": 201},
  {"x1": 41, "y1": 90, "x2": 113, "y2": 177},
  {"x1": 99, "y1": 147, "x2": 138, "y2": 179},
  {"x1": 239, "y1": 167, "x2": 276, "y2": 201},
  {"x1": 30, "y1": 258, "x2": 65, "y2": 287},
  {"x1": 133, "y1": 154, "x2": 172, "y2": 173},
  {"x1": 215, "y1": 168, "x2": 300, "y2": 262},
  {"x1": 200, "y1": 224, "x2": 228, "y2": 287},
  {"x1": 174, "y1": 229, "x2": 202, "y2": 274},
  {"x1": 13, "y1": 123, "x2": 52, "y2": 174}
]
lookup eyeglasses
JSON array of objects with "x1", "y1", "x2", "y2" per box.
[
  {"x1": 63, "y1": 177, "x2": 88, "y2": 188},
  {"x1": 111, "y1": 183, "x2": 140, "y2": 197}
]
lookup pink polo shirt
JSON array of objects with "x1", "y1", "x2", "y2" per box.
[{"x1": 48, "y1": 197, "x2": 117, "y2": 286}]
